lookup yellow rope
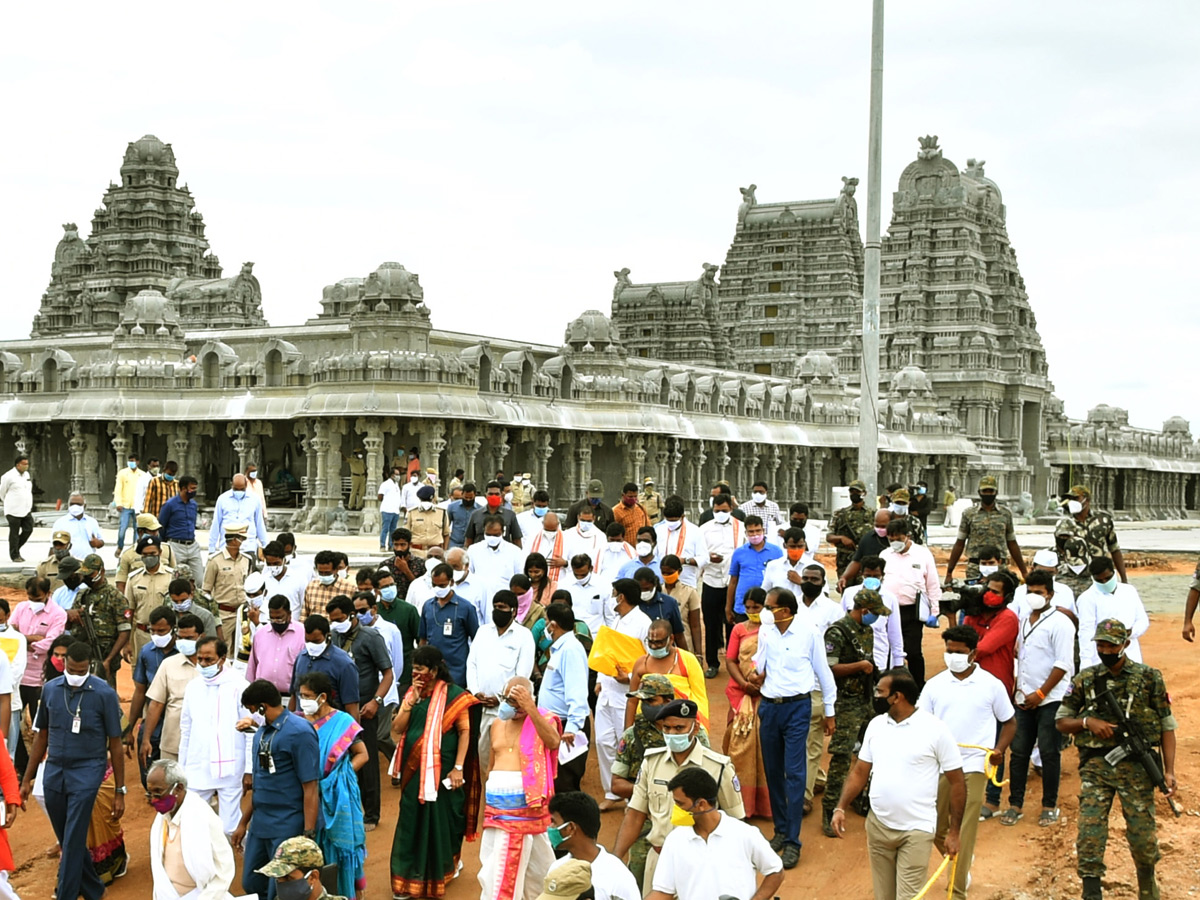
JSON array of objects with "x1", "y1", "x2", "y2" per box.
[
  {"x1": 910, "y1": 852, "x2": 959, "y2": 900},
  {"x1": 958, "y1": 743, "x2": 1009, "y2": 788}
]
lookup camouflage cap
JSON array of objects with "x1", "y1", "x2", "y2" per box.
[
  {"x1": 255, "y1": 836, "x2": 325, "y2": 878},
  {"x1": 978, "y1": 475, "x2": 998, "y2": 490},
  {"x1": 853, "y1": 588, "x2": 890, "y2": 616},
  {"x1": 57, "y1": 555, "x2": 82, "y2": 576},
  {"x1": 536, "y1": 859, "x2": 592, "y2": 900},
  {"x1": 79, "y1": 553, "x2": 106, "y2": 576},
  {"x1": 1093, "y1": 618, "x2": 1129, "y2": 645},
  {"x1": 891, "y1": 488, "x2": 911, "y2": 503},
  {"x1": 136, "y1": 513, "x2": 161, "y2": 530},
  {"x1": 51, "y1": 530, "x2": 72, "y2": 545},
  {"x1": 1068, "y1": 484, "x2": 1091, "y2": 500},
  {"x1": 626, "y1": 674, "x2": 675, "y2": 700},
  {"x1": 848, "y1": 480, "x2": 867, "y2": 493}
]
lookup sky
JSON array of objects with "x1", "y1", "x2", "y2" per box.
[{"x1": 2, "y1": 1, "x2": 1196, "y2": 432}]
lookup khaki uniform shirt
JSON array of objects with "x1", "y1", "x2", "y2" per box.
[
  {"x1": 405, "y1": 506, "x2": 450, "y2": 556},
  {"x1": 202, "y1": 549, "x2": 252, "y2": 611},
  {"x1": 36, "y1": 555, "x2": 65, "y2": 591},
  {"x1": 640, "y1": 491, "x2": 664, "y2": 524},
  {"x1": 125, "y1": 565, "x2": 178, "y2": 627},
  {"x1": 664, "y1": 581, "x2": 701, "y2": 620},
  {"x1": 145, "y1": 654, "x2": 200, "y2": 755},
  {"x1": 115, "y1": 543, "x2": 176, "y2": 586},
  {"x1": 630, "y1": 742, "x2": 745, "y2": 847}
]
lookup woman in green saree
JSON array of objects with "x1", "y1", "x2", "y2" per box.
[{"x1": 389, "y1": 645, "x2": 480, "y2": 899}]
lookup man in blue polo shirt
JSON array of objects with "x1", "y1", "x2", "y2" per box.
[
  {"x1": 235, "y1": 679, "x2": 320, "y2": 900},
  {"x1": 158, "y1": 475, "x2": 202, "y2": 582},
  {"x1": 289, "y1": 615, "x2": 360, "y2": 719},
  {"x1": 418, "y1": 562, "x2": 479, "y2": 686},
  {"x1": 726, "y1": 515, "x2": 784, "y2": 625}
]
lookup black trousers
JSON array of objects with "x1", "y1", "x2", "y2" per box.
[
  {"x1": 700, "y1": 583, "x2": 732, "y2": 669},
  {"x1": 15, "y1": 685, "x2": 40, "y2": 775},
  {"x1": 6, "y1": 514, "x2": 32, "y2": 559},
  {"x1": 357, "y1": 711, "x2": 381, "y2": 824},
  {"x1": 553, "y1": 717, "x2": 591, "y2": 794},
  {"x1": 899, "y1": 604, "x2": 927, "y2": 688}
]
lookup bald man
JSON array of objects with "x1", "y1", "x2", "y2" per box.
[
  {"x1": 209, "y1": 474, "x2": 268, "y2": 559},
  {"x1": 838, "y1": 508, "x2": 895, "y2": 593}
]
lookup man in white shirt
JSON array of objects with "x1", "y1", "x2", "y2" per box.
[
  {"x1": 880, "y1": 517, "x2": 942, "y2": 687},
  {"x1": 831, "y1": 669, "x2": 966, "y2": 900},
  {"x1": 561, "y1": 506, "x2": 602, "y2": 569},
  {"x1": 649, "y1": 768, "x2": 785, "y2": 900},
  {"x1": 548, "y1": 791, "x2": 641, "y2": 900},
  {"x1": 516, "y1": 490, "x2": 552, "y2": 549},
  {"x1": 654, "y1": 497, "x2": 704, "y2": 588},
  {"x1": 0, "y1": 454, "x2": 34, "y2": 563},
  {"x1": 53, "y1": 493, "x2": 105, "y2": 558},
  {"x1": 595, "y1": 580, "x2": 651, "y2": 808},
  {"x1": 841, "y1": 557, "x2": 907, "y2": 670},
  {"x1": 1010, "y1": 548, "x2": 1078, "y2": 623},
  {"x1": 1076, "y1": 555, "x2": 1149, "y2": 668},
  {"x1": 564, "y1": 556, "x2": 606, "y2": 638},
  {"x1": 466, "y1": 589, "x2": 535, "y2": 773},
  {"x1": 260, "y1": 540, "x2": 310, "y2": 623},
  {"x1": 752, "y1": 588, "x2": 837, "y2": 869},
  {"x1": 177, "y1": 636, "x2": 254, "y2": 835},
  {"x1": 467, "y1": 516, "x2": 525, "y2": 606},
  {"x1": 444, "y1": 547, "x2": 488, "y2": 621},
  {"x1": 399, "y1": 470, "x2": 422, "y2": 513},
  {"x1": 762, "y1": 528, "x2": 820, "y2": 595},
  {"x1": 1004, "y1": 569, "x2": 1075, "y2": 830},
  {"x1": 698, "y1": 493, "x2": 745, "y2": 678},
  {"x1": 918, "y1": 626, "x2": 1016, "y2": 900},
  {"x1": 593, "y1": 524, "x2": 635, "y2": 596},
  {"x1": 377, "y1": 465, "x2": 405, "y2": 552},
  {"x1": 524, "y1": 511, "x2": 569, "y2": 589}
]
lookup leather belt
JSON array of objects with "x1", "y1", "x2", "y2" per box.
[
  {"x1": 169, "y1": 539, "x2": 195, "y2": 545},
  {"x1": 218, "y1": 603, "x2": 242, "y2": 612},
  {"x1": 761, "y1": 692, "x2": 810, "y2": 704},
  {"x1": 136, "y1": 623, "x2": 150, "y2": 632}
]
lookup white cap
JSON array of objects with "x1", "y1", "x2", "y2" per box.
[
  {"x1": 244, "y1": 571, "x2": 267, "y2": 595},
  {"x1": 1032, "y1": 549, "x2": 1058, "y2": 568}
]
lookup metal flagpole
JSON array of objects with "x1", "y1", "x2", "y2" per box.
[{"x1": 859, "y1": 0, "x2": 885, "y2": 503}]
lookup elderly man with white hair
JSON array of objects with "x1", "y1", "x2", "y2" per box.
[{"x1": 147, "y1": 758, "x2": 236, "y2": 900}]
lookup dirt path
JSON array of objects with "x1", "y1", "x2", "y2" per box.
[{"x1": 8, "y1": 567, "x2": 1199, "y2": 899}]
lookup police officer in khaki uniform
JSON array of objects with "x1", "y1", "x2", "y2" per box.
[
  {"x1": 405, "y1": 485, "x2": 449, "y2": 559},
  {"x1": 124, "y1": 535, "x2": 176, "y2": 658},
  {"x1": 201, "y1": 521, "x2": 252, "y2": 646},
  {"x1": 613, "y1": 698, "x2": 744, "y2": 894},
  {"x1": 37, "y1": 529, "x2": 74, "y2": 590},
  {"x1": 114, "y1": 513, "x2": 176, "y2": 593},
  {"x1": 640, "y1": 478, "x2": 664, "y2": 525}
]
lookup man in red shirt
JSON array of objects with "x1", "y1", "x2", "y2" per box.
[{"x1": 964, "y1": 569, "x2": 1019, "y2": 819}]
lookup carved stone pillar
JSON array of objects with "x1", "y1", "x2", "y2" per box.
[
  {"x1": 65, "y1": 422, "x2": 87, "y2": 498},
  {"x1": 310, "y1": 420, "x2": 332, "y2": 531},
  {"x1": 534, "y1": 430, "x2": 554, "y2": 494},
  {"x1": 667, "y1": 438, "x2": 682, "y2": 498},
  {"x1": 490, "y1": 427, "x2": 511, "y2": 483},
  {"x1": 357, "y1": 416, "x2": 398, "y2": 535},
  {"x1": 809, "y1": 449, "x2": 828, "y2": 511},
  {"x1": 14, "y1": 424, "x2": 39, "y2": 460},
  {"x1": 779, "y1": 446, "x2": 797, "y2": 503},
  {"x1": 690, "y1": 440, "x2": 708, "y2": 518},
  {"x1": 462, "y1": 425, "x2": 482, "y2": 486},
  {"x1": 326, "y1": 419, "x2": 348, "y2": 506},
  {"x1": 171, "y1": 426, "x2": 190, "y2": 480},
  {"x1": 630, "y1": 435, "x2": 646, "y2": 487},
  {"x1": 420, "y1": 420, "x2": 448, "y2": 489},
  {"x1": 574, "y1": 433, "x2": 601, "y2": 500},
  {"x1": 190, "y1": 422, "x2": 213, "y2": 505},
  {"x1": 767, "y1": 445, "x2": 782, "y2": 499},
  {"x1": 716, "y1": 441, "x2": 731, "y2": 490},
  {"x1": 289, "y1": 421, "x2": 314, "y2": 531},
  {"x1": 558, "y1": 432, "x2": 576, "y2": 502},
  {"x1": 228, "y1": 423, "x2": 251, "y2": 474}
]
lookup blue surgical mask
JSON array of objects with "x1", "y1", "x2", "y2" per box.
[
  {"x1": 379, "y1": 585, "x2": 398, "y2": 603},
  {"x1": 357, "y1": 610, "x2": 374, "y2": 625},
  {"x1": 497, "y1": 700, "x2": 517, "y2": 720},
  {"x1": 862, "y1": 612, "x2": 879, "y2": 626},
  {"x1": 862, "y1": 577, "x2": 882, "y2": 591},
  {"x1": 199, "y1": 663, "x2": 220, "y2": 679},
  {"x1": 175, "y1": 639, "x2": 197, "y2": 657},
  {"x1": 1096, "y1": 574, "x2": 1120, "y2": 594},
  {"x1": 127, "y1": 461, "x2": 138, "y2": 469},
  {"x1": 231, "y1": 490, "x2": 246, "y2": 500},
  {"x1": 533, "y1": 506, "x2": 548, "y2": 518},
  {"x1": 648, "y1": 646, "x2": 671, "y2": 659},
  {"x1": 163, "y1": 474, "x2": 174, "y2": 482},
  {"x1": 663, "y1": 730, "x2": 694, "y2": 753}
]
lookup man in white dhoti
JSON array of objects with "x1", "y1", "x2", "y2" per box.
[
  {"x1": 147, "y1": 759, "x2": 236, "y2": 900},
  {"x1": 177, "y1": 636, "x2": 254, "y2": 836}
]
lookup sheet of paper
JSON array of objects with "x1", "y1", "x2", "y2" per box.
[{"x1": 558, "y1": 730, "x2": 589, "y2": 764}]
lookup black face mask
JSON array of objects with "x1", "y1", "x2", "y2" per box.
[
  {"x1": 799, "y1": 582, "x2": 823, "y2": 599},
  {"x1": 1097, "y1": 650, "x2": 1123, "y2": 670},
  {"x1": 64, "y1": 575, "x2": 83, "y2": 590},
  {"x1": 54, "y1": 548, "x2": 69, "y2": 560},
  {"x1": 271, "y1": 621, "x2": 289, "y2": 634},
  {"x1": 849, "y1": 493, "x2": 863, "y2": 505},
  {"x1": 492, "y1": 609, "x2": 514, "y2": 628},
  {"x1": 792, "y1": 518, "x2": 807, "y2": 529},
  {"x1": 872, "y1": 694, "x2": 892, "y2": 716},
  {"x1": 979, "y1": 494, "x2": 996, "y2": 506}
]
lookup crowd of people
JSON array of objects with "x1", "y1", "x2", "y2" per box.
[{"x1": 0, "y1": 455, "x2": 1186, "y2": 900}]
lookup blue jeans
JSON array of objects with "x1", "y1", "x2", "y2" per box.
[
  {"x1": 380, "y1": 511, "x2": 399, "y2": 549},
  {"x1": 759, "y1": 695, "x2": 812, "y2": 849},
  {"x1": 1007, "y1": 701, "x2": 1062, "y2": 809},
  {"x1": 116, "y1": 506, "x2": 137, "y2": 550}
]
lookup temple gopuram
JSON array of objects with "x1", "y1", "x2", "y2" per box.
[{"x1": 0, "y1": 134, "x2": 1195, "y2": 534}]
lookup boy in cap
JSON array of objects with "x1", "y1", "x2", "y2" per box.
[{"x1": 256, "y1": 836, "x2": 347, "y2": 900}]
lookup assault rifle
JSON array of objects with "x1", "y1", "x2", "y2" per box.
[{"x1": 1095, "y1": 687, "x2": 1182, "y2": 818}]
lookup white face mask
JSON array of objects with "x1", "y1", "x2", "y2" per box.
[
  {"x1": 636, "y1": 541, "x2": 653, "y2": 557},
  {"x1": 575, "y1": 574, "x2": 591, "y2": 586},
  {"x1": 504, "y1": 492, "x2": 514, "y2": 503},
  {"x1": 713, "y1": 510, "x2": 731, "y2": 524},
  {"x1": 330, "y1": 619, "x2": 352, "y2": 634},
  {"x1": 640, "y1": 588, "x2": 655, "y2": 601},
  {"x1": 69, "y1": 504, "x2": 85, "y2": 517},
  {"x1": 943, "y1": 652, "x2": 972, "y2": 674},
  {"x1": 979, "y1": 564, "x2": 999, "y2": 578},
  {"x1": 247, "y1": 471, "x2": 257, "y2": 480},
  {"x1": 578, "y1": 521, "x2": 593, "y2": 534},
  {"x1": 1027, "y1": 593, "x2": 1051, "y2": 612},
  {"x1": 150, "y1": 632, "x2": 173, "y2": 649},
  {"x1": 1066, "y1": 499, "x2": 1083, "y2": 515},
  {"x1": 317, "y1": 573, "x2": 336, "y2": 586},
  {"x1": 543, "y1": 530, "x2": 558, "y2": 543},
  {"x1": 452, "y1": 568, "x2": 468, "y2": 583},
  {"x1": 305, "y1": 641, "x2": 327, "y2": 657},
  {"x1": 889, "y1": 540, "x2": 907, "y2": 553},
  {"x1": 433, "y1": 585, "x2": 453, "y2": 599},
  {"x1": 265, "y1": 565, "x2": 283, "y2": 578},
  {"x1": 752, "y1": 492, "x2": 767, "y2": 504},
  {"x1": 485, "y1": 535, "x2": 502, "y2": 548},
  {"x1": 666, "y1": 518, "x2": 682, "y2": 531},
  {"x1": 29, "y1": 601, "x2": 46, "y2": 614},
  {"x1": 419, "y1": 501, "x2": 433, "y2": 511},
  {"x1": 65, "y1": 671, "x2": 89, "y2": 687},
  {"x1": 410, "y1": 476, "x2": 419, "y2": 484},
  {"x1": 891, "y1": 503, "x2": 908, "y2": 515},
  {"x1": 299, "y1": 696, "x2": 322, "y2": 716}
]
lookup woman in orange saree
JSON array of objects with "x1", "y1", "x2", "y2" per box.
[{"x1": 723, "y1": 588, "x2": 771, "y2": 819}]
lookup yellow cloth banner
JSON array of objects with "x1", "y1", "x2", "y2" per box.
[{"x1": 588, "y1": 626, "x2": 647, "y2": 677}]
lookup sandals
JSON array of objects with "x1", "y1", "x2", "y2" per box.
[
  {"x1": 999, "y1": 808, "x2": 1024, "y2": 826},
  {"x1": 978, "y1": 805, "x2": 998, "y2": 822},
  {"x1": 1039, "y1": 808, "x2": 1061, "y2": 827}
]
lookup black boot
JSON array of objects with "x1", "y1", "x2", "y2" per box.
[
  {"x1": 1135, "y1": 866, "x2": 1159, "y2": 900},
  {"x1": 1081, "y1": 875, "x2": 1103, "y2": 900}
]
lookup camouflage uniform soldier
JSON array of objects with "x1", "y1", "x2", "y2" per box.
[
  {"x1": 1055, "y1": 619, "x2": 1178, "y2": 900},
  {"x1": 821, "y1": 588, "x2": 887, "y2": 835},
  {"x1": 828, "y1": 479, "x2": 875, "y2": 577},
  {"x1": 612, "y1": 675, "x2": 711, "y2": 885},
  {"x1": 888, "y1": 488, "x2": 926, "y2": 545},
  {"x1": 1054, "y1": 484, "x2": 1125, "y2": 599},
  {"x1": 945, "y1": 475, "x2": 1027, "y2": 583},
  {"x1": 68, "y1": 553, "x2": 133, "y2": 687}
]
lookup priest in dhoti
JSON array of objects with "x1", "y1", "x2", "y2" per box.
[
  {"x1": 147, "y1": 759, "x2": 236, "y2": 900},
  {"x1": 477, "y1": 677, "x2": 561, "y2": 900},
  {"x1": 177, "y1": 637, "x2": 254, "y2": 836}
]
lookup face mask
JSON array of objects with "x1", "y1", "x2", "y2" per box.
[
  {"x1": 54, "y1": 547, "x2": 69, "y2": 560},
  {"x1": 29, "y1": 601, "x2": 46, "y2": 614},
  {"x1": 65, "y1": 671, "x2": 89, "y2": 687},
  {"x1": 1066, "y1": 499, "x2": 1083, "y2": 515},
  {"x1": 172, "y1": 599, "x2": 192, "y2": 612},
  {"x1": 670, "y1": 803, "x2": 696, "y2": 827},
  {"x1": 317, "y1": 573, "x2": 336, "y2": 586},
  {"x1": 665, "y1": 518, "x2": 682, "y2": 531},
  {"x1": 504, "y1": 492, "x2": 514, "y2": 503},
  {"x1": 982, "y1": 590, "x2": 1005, "y2": 608},
  {"x1": 792, "y1": 518, "x2": 808, "y2": 530},
  {"x1": 533, "y1": 506, "x2": 548, "y2": 518},
  {"x1": 663, "y1": 730, "x2": 694, "y2": 754},
  {"x1": 410, "y1": 475, "x2": 419, "y2": 484},
  {"x1": 433, "y1": 586, "x2": 453, "y2": 599},
  {"x1": 621, "y1": 496, "x2": 636, "y2": 507},
  {"x1": 453, "y1": 568, "x2": 468, "y2": 583},
  {"x1": 746, "y1": 612, "x2": 761, "y2": 623},
  {"x1": 747, "y1": 491, "x2": 766, "y2": 505},
  {"x1": 874, "y1": 526, "x2": 888, "y2": 538},
  {"x1": 748, "y1": 533, "x2": 765, "y2": 547},
  {"x1": 979, "y1": 564, "x2": 999, "y2": 578},
  {"x1": 649, "y1": 645, "x2": 671, "y2": 659},
  {"x1": 127, "y1": 461, "x2": 138, "y2": 469},
  {"x1": 578, "y1": 521, "x2": 593, "y2": 534},
  {"x1": 1096, "y1": 574, "x2": 1119, "y2": 594},
  {"x1": 872, "y1": 694, "x2": 892, "y2": 716},
  {"x1": 636, "y1": 541, "x2": 653, "y2": 557},
  {"x1": 888, "y1": 540, "x2": 906, "y2": 553},
  {"x1": 891, "y1": 503, "x2": 908, "y2": 515},
  {"x1": 150, "y1": 632, "x2": 173, "y2": 649},
  {"x1": 861, "y1": 612, "x2": 879, "y2": 626},
  {"x1": 305, "y1": 641, "x2": 327, "y2": 657},
  {"x1": 330, "y1": 619, "x2": 352, "y2": 634},
  {"x1": 862, "y1": 576, "x2": 882, "y2": 591},
  {"x1": 944, "y1": 652, "x2": 972, "y2": 673},
  {"x1": 1027, "y1": 593, "x2": 1051, "y2": 612},
  {"x1": 663, "y1": 571, "x2": 680, "y2": 585},
  {"x1": 276, "y1": 876, "x2": 316, "y2": 900},
  {"x1": 186, "y1": 490, "x2": 197, "y2": 500},
  {"x1": 485, "y1": 535, "x2": 503, "y2": 549},
  {"x1": 493, "y1": 609, "x2": 514, "y2": 628},
  {"x1": 142, "y1": 553, "x2": 161, "y2": 569},
  {"x1": 379, "y1": 584, "x2": 398, "y2": 603},
  {"x1": 759, "y1": 608, "x2": 775, "y2": 626},
  {"x1": 849, "y1": 493, "x2": 864, "y2": 505},
  {"x1": 357, "y1": 610, "x2": 374, "y2": 625},
  {"x1": 271, "y1": 621, "x2": 290, "y2": 634},
  {"x1": 487, "y1": 495, "x2": 503, "y2": 509},
  {"x1": 497, "y1": 700, "x2": 518, "y2": 721},
  {"x1": 1097, "y1": 649, "x2": 1124, "y2": 669},
  {"x1": 199, "y1": 662, "x2": 221, "y2": 679},
  {"x1": 176, "y1": 638, "x2": 197, "y2": 657},
  {"x1": 299, "y1": 697, "x2": 321, "y2": 716},
  {"x1": 163, "y1": 474, "x2": 175, "y2": 482},
  {"x1": 419, "y1": 501, "x2": 433, "y2": 511},
  {"x1": 150, "y1": 467, "x2": 161, "y2": 476},
  {"x1": 979, "y1": 494, "x2": 995, "y2": 506},
  {"x1": 69, "y1": 504, "x2": 85, "y2": 517},
  {"x1": 547, "y1": 823, "x2": 571, "y2": 849},
  {"x1": 150, "y1": 792, "x2": 179, "y2": 815},
  {"x1": 265, "y1": 565, "x2": 284, "y2": 579},
  {"x1": 713, "y1": 511, "x2": 731, "y2": 524},
  {"x1": 51, "y1": 656, "x2": 66, "y2": 672},
  {"x1": 231, "y1": 490, "x2": 245, "y2": 500},
  {"x1": 800, "y1": 582, "x2": 822, "y2": 599},
  {"x1": 393, "y1": 474, "x2": 402, "y2": 482}
]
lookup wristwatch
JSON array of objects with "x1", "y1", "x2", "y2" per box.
[
  {"x1": 374, "y1": 695, "x2": 385, "y2": 705},
  {"x1": 114, "y1": 785, "x2": 128, "y2": 795},
  {"x1": 454, "y1": 764, "x2": 463, "y2": 771}
]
